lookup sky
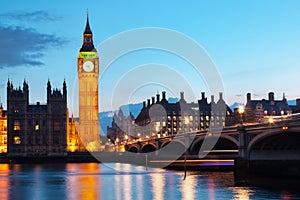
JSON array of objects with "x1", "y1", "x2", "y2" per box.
[{"x1": 1, "y1": 1, "x2": 300, "y2": 116}]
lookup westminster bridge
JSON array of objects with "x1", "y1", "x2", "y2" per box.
[
  {"x1": 124, "y1": 115, "x2": 300, "y2": 174},
  {"x1": 126, "y1": 116, "x2": 300, "y2": 159}
]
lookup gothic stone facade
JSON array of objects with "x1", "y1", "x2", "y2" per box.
[{"x1": 7, "y1": 80, "x2": 67, "y2": 157}]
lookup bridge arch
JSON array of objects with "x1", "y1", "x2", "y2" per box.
[
  {"x1": 127, "y1": 145, "x2": 138, "y2": 153},
  {"x1": 190, "y1": 134, "x2": 238, "y2": 155},
  {"x1": 248, "y1": 130, "x2": 300, "y2": 160},
  {"x1": 160, "y1": 140, "x2": 186, "y2": 155},
  {"x1": 141, "y1": 143, "x2": 157, "y2": 153},
  {"x1": 249, "y1": 130, "x2": 300, "y2": 151},
  {"x1": 161, "y1": 140, "x2": 185, "y2": 148}
]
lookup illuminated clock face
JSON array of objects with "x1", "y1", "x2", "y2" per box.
[{"x1": 83, "y1": 61, "x2": 94, "y2": 72}]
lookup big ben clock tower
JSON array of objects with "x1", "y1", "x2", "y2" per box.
[{"x1": 78, "y1": 14, "x2": 100, "y2": 151}]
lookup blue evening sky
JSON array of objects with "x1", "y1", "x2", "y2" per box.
[{"x1": 1, "y1": 1, "x2": 300, "y2": 115}]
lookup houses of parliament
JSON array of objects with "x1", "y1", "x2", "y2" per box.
[{"x1": 0, "y1": 14, "x2": 100, "y2": 155}]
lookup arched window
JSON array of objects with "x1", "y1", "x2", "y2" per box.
[
  {"x1": 13, "y1": 120, "x2": 21, "y2": 131},
  {"x1": 13, "y1": 136, "x2": 21, "y2": 144}
]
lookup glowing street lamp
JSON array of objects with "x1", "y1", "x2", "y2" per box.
[
  {"x1": 238, "y1": 105, "x2": 244, "y2": 125},
  {"x1": 268, "y1": 117, "x2": 274, "y2": 124},
  {"x1": 124, "y1": 134, "x2": 128, "y2": 144},
  {"x1": 115, "y1": 137, "x2": 119, "y2": 152}
]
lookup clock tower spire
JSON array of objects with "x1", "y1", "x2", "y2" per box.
[
  {"x1": 80, "y1": 12, "x2": 96, "y2": 52},
  {"x1": 77, "y1": 13, "x2": 100, "y2": 152}
]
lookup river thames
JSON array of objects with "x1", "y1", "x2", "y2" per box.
[{"x1": 0, "y1": 163, "x2": 299, "y2": 200}]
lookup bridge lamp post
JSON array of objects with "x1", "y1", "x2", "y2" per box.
[
  {"x1": 155, "y1": 125, "x2": 160, "y2": 138},
  {"x1": 238, "y1": 106, "x2": 244, "y2": 125},
  {"x1": 268, "y1": 117, "x2": 274, "y2": 125},
  {"x1": 115, "y1": 137, "x2": 119, "y2": 152},
  {"x1": 124, "y1": 134, "x2": 128, "y2": 143}
]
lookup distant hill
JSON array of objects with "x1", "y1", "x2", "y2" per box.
[
  {"x1": 99, "y1": 103, "x2": 143, "y2": 135},
  {"x1": 288, "y1": 99, "x2": 296, "y2": 105}
]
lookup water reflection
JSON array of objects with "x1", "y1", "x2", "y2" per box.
[
  {"x1": 123, "y1": 165, "x2": 132, "y2": 200},
  {"x1": 0, "y1": 164, "x2": 9, "y2": 200},
  {"x1": 136, "y1": 166, "x2": 144, "y2": 200},
  {"x1": 181, "y1": 174, "x2": 197, "y2": 200},
  {"x1": 207, "y1": 176, "x2": 215, "y2": 200},
  {"x1": 151, "y1": 169, "x2": 165, "y2": 200},
  {"x1": 0, "y1": 163, "x2": 299, "y2": 200},
  {"x1": 232, "y1": 187, "x2": 252, "y2": 200},
  {"x1": 114, "y1": 163, "x2": 133, "y2": 200},
  {"x1": 66, "y1": 163, "x2": 100, "y2": 200}
]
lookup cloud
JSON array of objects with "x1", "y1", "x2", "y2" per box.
[
  {"x1": 0, "y1": 10, "x2": 61, "y2": 22},
  {"x1": 235, "y1": 94, "x2": 242, "y2": 97},
  {"x1": 0, "y1": 25, "x2": 67, "y2": 68}
]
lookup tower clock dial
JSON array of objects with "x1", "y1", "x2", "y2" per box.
[{"x1": 83, "y1": 61, "x2": 94, "y2": 72}]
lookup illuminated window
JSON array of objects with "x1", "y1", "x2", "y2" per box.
[
  {"x1": 206, "y1": 116, "x2": 209, "y2": 121},
  {"x1": 162, "y1": 122, "x2": 166, "y2": 127},
  {"x1": 35, "y1": 124, "x2": 39, "y2": 131},
  {"x1": 13, "y1": 136, "x2": 21, "y2": 144},
  {"x1": 167, "y1": 116, "x2": 171, "y2": 120},
  {"x1": 173, "y1": 116, "x2": 176, "y2": 120},
  {"x1": 13, "y1": 121, "x2": 21, "y2": 131}
]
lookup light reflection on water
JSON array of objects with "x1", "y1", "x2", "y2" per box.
[{"x1": 0, "y1": 163, "x2": 299, "y2": 200}]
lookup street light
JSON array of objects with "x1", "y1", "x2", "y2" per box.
[
  {"x1": 268, "y1": 117, "x2": 274, "y2": 124},
  {"x1": 238, "y1": 105, "x2": 244, "y2": 125},
  {"x1": 115, "y1": 137, "x2": 119, "y2": 152},
  {"x1": 124, "y1": 134, "x2": 128, "y2": 145}
]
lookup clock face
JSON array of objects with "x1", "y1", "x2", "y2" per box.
[{"x1": 83, "y1": 61, "x2": 94, "y2": 72}]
